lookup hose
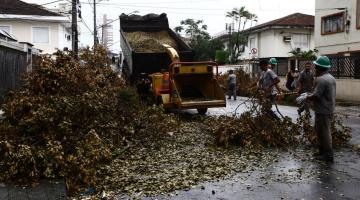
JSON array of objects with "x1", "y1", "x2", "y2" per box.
[{"x1": 274, "y1": 100, "x2": 285, "y2": 120}]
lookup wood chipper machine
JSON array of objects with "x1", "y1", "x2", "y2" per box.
[{"x1": 149, "y1": 44, "x2": 226, "y2": 114}]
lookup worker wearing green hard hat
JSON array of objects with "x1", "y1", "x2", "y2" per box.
[
  {"x1": 267, "y1": 57, "x2": 282, "y2": 99},
  {"x1": 313, "y1": 55, "x2": 331, "y2": 68},
  {"x1": 269, "y1": 57, "x2": 278, "y2": 66},
  {"x1": 306, "y1": 55, "x2": 336, "y2": 162}
]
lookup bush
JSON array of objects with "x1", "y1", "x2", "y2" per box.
[
  {"x1": 218, "y1": 69, "x2": 255, "y2": 97},
  {"x1": 215, "y1": 50, "x2": 229, "y2": 65},
  {"x1": 0, "y1": 46, "x2": 142, "y2": 193}
]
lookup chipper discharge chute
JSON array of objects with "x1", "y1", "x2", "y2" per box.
[{"x1": 150, "y1": 44, "x2": 226, "y2": 114}]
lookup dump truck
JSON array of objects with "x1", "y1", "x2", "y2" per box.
[
  {"x1": 120, "y1": 13, "x2": 194, "y2": 82},
  {"x1": 120, "y1": 13, "x2": 226, "y2": 114}
]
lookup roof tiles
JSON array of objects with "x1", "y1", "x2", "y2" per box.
[{"x1": 0, "y1": 0, "x2": 61, "y2": 16}]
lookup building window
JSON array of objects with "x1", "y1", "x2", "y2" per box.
[
  {"x1": 291, "y1": 34, "x2": 309, "y2": 50},
  {"x1": 0, "y1": 25, "x2": 10, "y2": 33},
  {"x1": 321, "y1": 12, "x2": 345, "y2": 35},
  {"x1": 249, "y1": 38, "x2": 255, "y2": 50},
  {"x1": 357, "y1": 0, "x2": 360, "y2": 29},
  {"x1": 32, "y1": 27, "x2": 49, "y2": 43}
]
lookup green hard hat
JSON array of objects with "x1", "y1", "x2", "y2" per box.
[
  {"x1": 313, "y1": 56, "x2": 331, "y2": 68},
  {"x1": 269, "y1": 58, "x2": 277, "y2": 65}
]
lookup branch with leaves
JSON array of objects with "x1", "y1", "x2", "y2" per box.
[{"x1": 174, "y1": 18, "x2": 224, "y2": 61}]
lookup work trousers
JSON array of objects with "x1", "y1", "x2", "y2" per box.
[
  {"x1": 315, "y1": 113, "x2": 334, "y2": 158},
  {"x1": 228, "y1": 83, "x2": 236, "y2": 100},
  {"x1": 265, "y1": 94, "x2": 280, "y2": 120}
]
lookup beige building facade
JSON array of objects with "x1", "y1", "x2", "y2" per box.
[
  {"x1": 0, "y1": 0, "x2": 72, "y2": 54},
  {"x1": 315, "y1": 0, "x2": 360, "y2": 56}
]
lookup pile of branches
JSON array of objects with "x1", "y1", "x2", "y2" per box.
[
  {"x1": 298, "y1": 112, "x2": 352, "y2": 147},
  {"x1": 218, "y1": 69, "x2": 255, "y2": 97},
  {"x1": 0, "y1": 46, "x2": 178, "y2": 194},
  {"x1": 207, "y1": 90, "x2": 300, "y2": 148},
  {"x1": 208, "y1": 88, "x2": 352, "y2": 148}
]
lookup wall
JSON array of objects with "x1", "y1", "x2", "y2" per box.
[
  {"x1": 279, "y1": 77, "x2": 360, "y2": 102},
  {"x1": 58, "y1": 24, "x2": 72, "y2": 51},
  {"x1": 0, "y1": 20, "x2": 68, "y2": 54},
  {"x1": 336, "y1": 79, "x2": 360, "y2": 101},
  {"x1": 258, "y1": 29, "x2": 275, "y2": 58},
  {"x1": 315, "y1": 0, "x2": 360, "y2": 55},
  {"x1": 273, "y1": 28, "x2": 314, "y2": 57},
  {"x1": 242, "y1": 33, "x2": 258, "y2": 60}
]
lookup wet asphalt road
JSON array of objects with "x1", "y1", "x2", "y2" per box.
[
  {"x1": 1, "y1": 95, "x2": 359, "y2": 200},
  {"x1": 163, "y1": 98, "x2": 360, "y2": 200}
]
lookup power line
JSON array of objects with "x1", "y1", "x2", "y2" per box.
[
  {"x1": 87, "y1": 0, "x2": 93, "y2": 9},
  {"x1": 81, "y1": 19, "x2": 93, "y2": 35},
  {"x1": 79, "y1": 2, "x2": 226, "y2": 11},
  {"x1": 80, "y1": 0, "x2": 222, "y2": 5},
  {"x1": 114, "y1": 8, "x2": 226, "y2": 16},
  {"x1": 40, "y1": 0, "x2": 66, "y2": 6},
  {"x1": 97, "y1": 18, "x2": 119, "y2": 29}
]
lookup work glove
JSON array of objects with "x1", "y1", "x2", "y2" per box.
[{"x1": 296, "y1": 92, "x2": 309, "y2": 105}]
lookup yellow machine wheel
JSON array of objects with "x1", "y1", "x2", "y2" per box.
[
  {"x1": 197, "y1": 108, "x2": 208, "y2": 115},
  {"x1": 157, "y1": 95, "x2": 170, "y2": 113},
  {"x1": 156, "y1": 95, "x2": 163, "y2": 105}
]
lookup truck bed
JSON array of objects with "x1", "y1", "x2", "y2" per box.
[{"x1": 120, "y1": 13, "x2": 194, "y2": 82}]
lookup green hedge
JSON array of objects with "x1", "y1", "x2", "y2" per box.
[{"x1": 215, "y1": 50, "x2": 229, "y2": 65}]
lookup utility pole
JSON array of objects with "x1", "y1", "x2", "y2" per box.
[
  {"x1": 226, "y1": 23, "x2": 233, "y2": 62},
  {"x1": 93, "y1": 0, "x2": 97, "y2": 46},
  {"x1": 71, "y1": 0, "x2": 78, "y2": 58}
]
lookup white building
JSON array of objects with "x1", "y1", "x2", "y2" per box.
[
  {"x1": 241, "y1": 13, "x2": 315, "y2": 75},
  {"x1": 0, "y1": 0, "x2": 72, "y2": 54},
  {"x1": 315, "y1": 0, "x2": 360, "y2": 102},
  {"x1": 315, "y1": 0, "x2": 360, "y2": 56},
  {"x1": 213, "y1": 13, "x2": 315, "y2": 75}
]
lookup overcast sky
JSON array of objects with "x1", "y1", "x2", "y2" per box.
[{"x1": 23, "y1": 0, "x2": 315, "y2": 52}]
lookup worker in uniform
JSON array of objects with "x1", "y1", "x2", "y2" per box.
[
  {"x1": 258, "y1": 60, "x2": 281, "y2": 120},
  {"x1": 227, "y1": 70, "x2": 237, "y2": 100},
  {"x1": 306, "y1": 56, "x2": 336, "y2": 162},
  {"x1": 297, "y1": 62, "x2": 314, "y2": 115},
  {"x1": 268, "y1": 58, "x2": 283, "y2": 99}
]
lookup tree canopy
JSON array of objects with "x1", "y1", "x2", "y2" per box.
[
  {"x1": 175, "y1": 18, "x2": 224, "y2": 61},
  {"x1": 226, "y1": 6, "x2": 258, "y2": 63}
]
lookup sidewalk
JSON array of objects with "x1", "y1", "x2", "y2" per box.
[{"x1": 0, "y1": 180, "x2": 66, "y2": 200}]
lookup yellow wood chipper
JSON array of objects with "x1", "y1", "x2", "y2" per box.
[
  {"x1": 120, "y1": 13, "x2": 226, "y2": 114},
  {"x1": 149, "y1": 44, "x2": 226, "y2": 114}
]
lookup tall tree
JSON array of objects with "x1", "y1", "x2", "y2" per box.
[
  {"x1": 226, "y1": 7, "x2": 257, "y2": 63},
  {"x1": 175, "y1": 19, "x2": 224, "y2": 61},
  {"x1": 175, "y1": 19, "x2": 209, "y2": 41}
]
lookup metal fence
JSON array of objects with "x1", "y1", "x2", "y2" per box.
[
  {"x1": 298, "y1": 56, "x2": 360, "y2": 79},
  {"x1": 0, "y1": 46, "x2": 27, "y2": 97},
  {"x1": 274, "y1": 58, "x2": 288, "y2": 76},
  {"x1": 251, "y1": 58, "x2": 289, "y2": 77}
]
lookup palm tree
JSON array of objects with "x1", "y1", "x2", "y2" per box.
[
  {"x1": 249, "y1": 14, "x2": 258, "y2": 28},
  {"x1": 226, "y1": 6, "x2": 253, "y2": 62}
]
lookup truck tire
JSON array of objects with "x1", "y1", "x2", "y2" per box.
[
  {"x1": 156, "y1": 96, "x2": 163, "y2": 105},
  {"x1": 157, "y1": 96, "x2": 170, "y2": 113},
  {"x1": 197, "y1": 108, "x2": 208, "y2": 115}
]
